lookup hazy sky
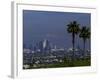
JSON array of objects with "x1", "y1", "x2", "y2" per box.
[{"x1": 23, "y1": 10, "x2": 91, "y2": 49}]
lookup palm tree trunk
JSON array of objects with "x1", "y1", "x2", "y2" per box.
[
  {"x1": 88, "y1": 39, "x2": 90, "y2": 51},
  {"x1": 72, "y1": 33, "x2": 75, "y2": 62},
  {"x1": 83, "y1": 39, "x2": 86, "y2": 58}
]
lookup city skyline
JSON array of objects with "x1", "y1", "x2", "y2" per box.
[{"x1": 23, "y1": 10, "x2": 91, "y2": 49}]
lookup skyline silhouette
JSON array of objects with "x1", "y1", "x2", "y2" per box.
[{"x1": 23, "y1": 10, "x2": 91, "y2": 49}]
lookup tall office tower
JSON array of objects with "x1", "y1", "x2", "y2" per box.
[
  {"x1": 38, "y1": 41, "x2": 44, "y2": 53},
  {"x1": 43, "y1": 39, "x2": 51, "y2": 52},
  {"x1": 54, "y1": 45, "x2": 57, "y2": 51}
]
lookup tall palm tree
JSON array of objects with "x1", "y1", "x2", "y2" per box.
[
  {"x1": 87, "y1": 28, "x2": 91, "y2": 51},
  {"x1": 79, "y1": 26, "x2": 90, "y2": 58},
  {"x1": 67, "y1": 21, "x2": 80, "y2": 61}
]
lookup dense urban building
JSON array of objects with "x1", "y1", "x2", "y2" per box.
[{"x1": 23, "y1": 39, "x2": 90, "y2": 69}]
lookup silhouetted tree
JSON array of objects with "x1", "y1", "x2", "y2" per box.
[
  {"x1": 79, "y1": 26, "x2": 90, "y2": 58},
  {"x1": 67, "y1": 21, "x2": 80, "y2": 61}
]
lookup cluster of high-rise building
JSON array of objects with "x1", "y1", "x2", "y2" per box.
[{"x1": 33, "y1": 39, "x2": 52, "y2": 54}]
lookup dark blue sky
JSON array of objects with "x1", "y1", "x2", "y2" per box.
[{"x1": 23, "y1": 10, "x2": 91, "y2": 49}]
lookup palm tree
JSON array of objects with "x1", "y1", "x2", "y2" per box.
[
  {"x1": 67, "y1": 21, "x2": 80, "y2": 61},
  {"x1": 87, "y1": 28, "x2": 91, "y2": 51},
  {"x1": 79, "y1": 26, "x2": 90, "y2": 58}
]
